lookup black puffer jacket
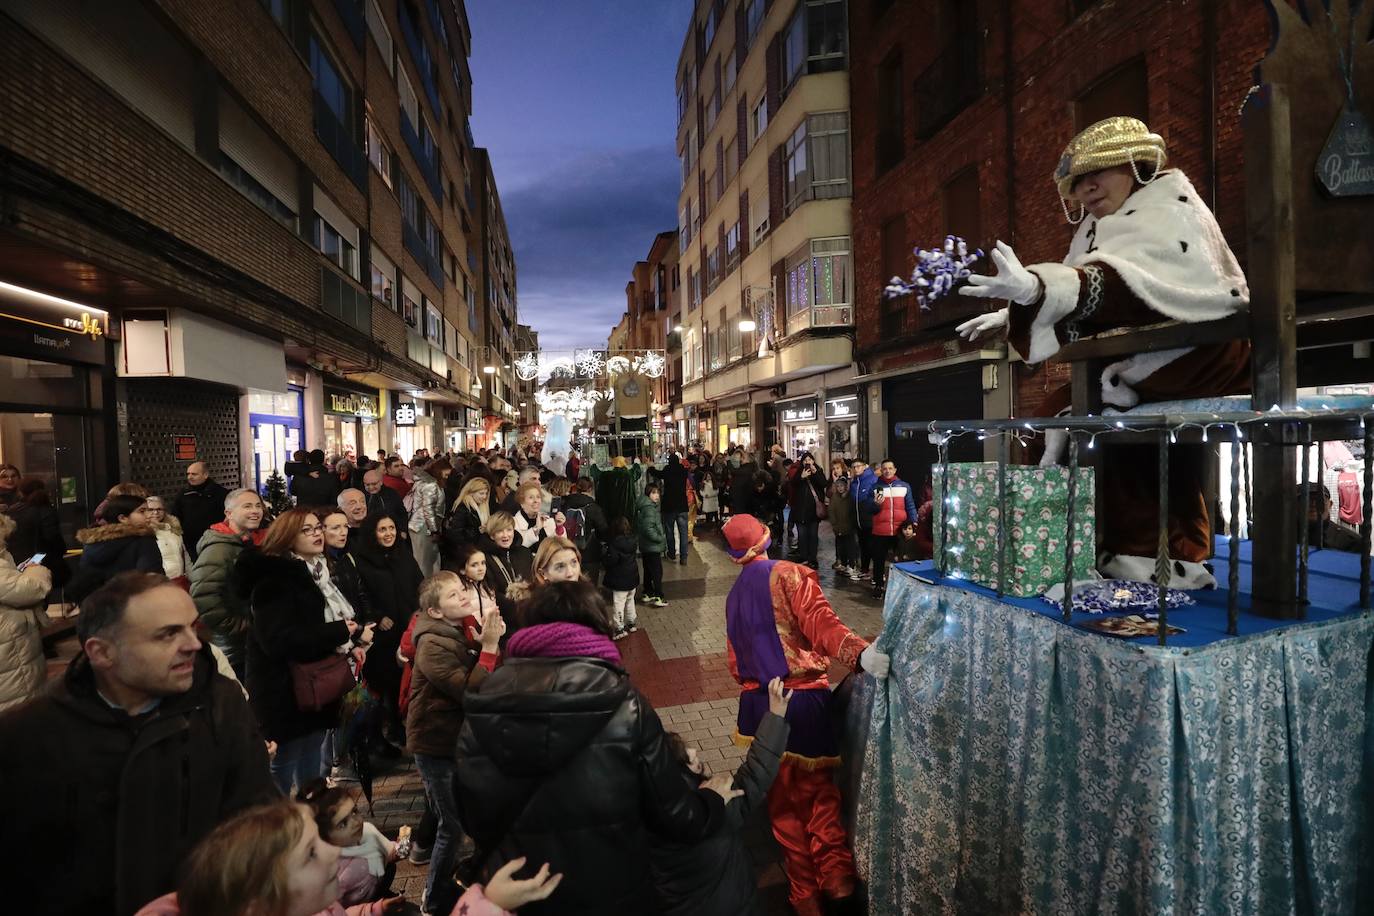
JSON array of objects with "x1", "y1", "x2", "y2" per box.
[
  {"x1": 455, "y1": 656, "x2": 725, "y2": 916},
  {"x1": 601, "y1": 533, "x2": 640, "y2": 592},
  {"x1": 237, "y1": 551, "x2": 351, "y2": 743},
  {"x1": 70, "y1": 522, "x2": 163, "y2": 604},
  {"x1": 476, "y1": 534, "x2": 533, "y2": 620}
]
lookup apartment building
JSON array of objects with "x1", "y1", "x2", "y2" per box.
[
  {"x1": 848, "y1": 0, "x2": 1269, "y2": 481},
  {"x1": 0, "y1": 0, "x2": 502, "y2": 521},
  {"x1": 514, "y1": 321, "x2": 538, "y2": 433},
  {"x1": 675, "y1": 0, "x2": 856, "y2": 463},
  {"x1": 471, "y1": 145, "x2": 520, "y2": 448}
]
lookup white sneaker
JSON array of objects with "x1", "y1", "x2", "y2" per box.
[
  {"x1": 845, "y1": 567, "x2": 864, "y2": 580},
  {"x1": 652, "y1": 597, "x2": 668, "y2": 607}
]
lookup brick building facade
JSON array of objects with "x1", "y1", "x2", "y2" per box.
[
  {"x1": 847, "y1": 0, "x2": 1270, "y2": 478},
  {"x1": 0, "y1": 0, "x2": 512, "y2": 523}
]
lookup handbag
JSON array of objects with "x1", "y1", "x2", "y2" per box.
[
  {"x1": 811, "y1": 481, "x2": 829, "y2": 521},
  {"x1": 290, "y1": 652, "x2": 356, "y2": 712}
]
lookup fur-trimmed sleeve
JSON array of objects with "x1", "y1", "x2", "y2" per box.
[{"x1": 1008, "y1": 263, "x2": 1152, "y2": 364}]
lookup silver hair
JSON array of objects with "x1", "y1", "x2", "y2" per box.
[
  {"x1": 337, "y1": 488, "x2": 365, "y2": 507},
  {"x1": 224, "y1": 488, "x2": 260, "y2": 511}
]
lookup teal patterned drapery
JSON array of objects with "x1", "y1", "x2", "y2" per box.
[{"x1": 843, "y1": 570, "x2": 1374, "y2": 915}]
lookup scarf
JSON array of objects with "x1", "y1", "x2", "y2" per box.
[
  {"x1": 296, "y1": 554, "x2": 356, "y2": 653},
  {"x1": 506, "y1": 622, "x2": 621, "y2": 665}
]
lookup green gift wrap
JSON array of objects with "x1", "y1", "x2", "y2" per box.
[{"x1": 932, "y1": 462, "x2": 1096, "y2": 597}]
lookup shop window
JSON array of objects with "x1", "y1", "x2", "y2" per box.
[
  {"x1": 876, "y1": 49, "x2": 905, "y2": 174},
  {"x1": 1074, "y1": 58, "x2": 1149, "y2": 131}
]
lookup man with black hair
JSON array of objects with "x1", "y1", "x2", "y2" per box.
[
  {"x1": 288, "y1": 448, "x2": 339, "y2": 508},
  {"x1": 0, "y1": 572, "x2": 274, "y2": 916}
]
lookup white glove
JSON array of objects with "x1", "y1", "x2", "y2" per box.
[
  {"x1": 958, "y1": 240, "x2": 1041, "y2": 305},
  {"x1": 954, "y1": 308, "x2": 1009, "y2": 342},
  {"x1": 859, "y1": 643, "x2": 890, "y2": 680}
]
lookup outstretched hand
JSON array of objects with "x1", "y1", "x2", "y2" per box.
[
  {"x1": 954, "y1": 308, "x2": 1009, "y2": 342},
  {"x1": 958, "y1": 241, "x2": 1041, "y2": 305},
  {"x1": 483, "y1": 857, "x2": 564, "y2": 910}
]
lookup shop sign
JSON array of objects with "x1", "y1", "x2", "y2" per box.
[
  {"x1": 172, "y1": 435, "x2": 197, "y2": 461},
  {"x1": 778, "y1": 399, "x2": 818, "y2": 423},
  {"x1": 652, "y1": 417, "x2": 662, "y2": 429},
  {"x1": 394, "y1": 402, "x2": 417, "y2": 427},
  {"x1": 0, "y1": 282, "x2": 110, "y2": 364},
  {"x1": 736, "y1": 409, "x2": 750, "y2": 426},
  {"x1": 824, "y1": 396, "x2": 859, "y2": 420},
  {"x1": 324, "y1": 386, "x2": 379, "y2": 419},
  {"x1": 1317, "y1": 102, "x2": 1374, "y2": 198}
]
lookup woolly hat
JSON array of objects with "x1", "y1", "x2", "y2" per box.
[
  {"x1": 722, "y1": 514, "x2": 770, "y2": 563},
  {"x1": 1054, "y1": 116, "x2": 1168, "y2": 198}
]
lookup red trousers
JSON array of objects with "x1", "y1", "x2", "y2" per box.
[{"x1": 766, "y1": 759, "x2": 856, "y2": 910}]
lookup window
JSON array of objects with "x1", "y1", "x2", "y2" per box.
[
  {"x1": 466, "y1": 274, "x2": 478, "y2": 330},
  {"x1": 217, "y1": 90, "x2": 297, "y2": 229},
  {"x1": 706, "y1": 159, "x2": 720, "y2": 210},
  {"x1": 745, "y1": 0, "x2": 764, "y2": 47},
  {"x1": 706, "y1": 77, "x2": 721, "y2": 127},
  {"x1": 751, "y1": 189, "x2": 771, "y2": 244},
  {"x1": 724, "y1": 138, "x2": 737, "y2": 185},
  {"x1": 784, "y1": 112, "x2": 851, "y2": 214},
  {"x1": 371, "y1": 247, "x2": 397, "y2": 306},
  {"x1": 309, "y1": 33, "x2": 352, "y2": 128},
  {"x1": 876, "y1": 49, "x2": 904, "y2": 173},
  {"x1": 1075, "y1": 58, "x2": 1149, "y2": 131},
  {"x1": 806, "y1": 0, "x2": 847, "y2": 73},
  {"x1": 702, "y1": 6, "x2": 717, "y2": 51},
  {"x1": 683, "y1": 328, "x2": 696, "y2": 379},
  {"x1": 722, "y1": 49, "x2": 737, "y2": 97},
  {"x1": 781, "y1": 9, "x2": 805, "y2": 86},
  {"x1": 688, "y1": 267, "x2": 701, "y2": 312},
  {"x1": 693, "y1": 332, "x2": 704, "y2": 380},
  {"x1": 424, "y1": 300, "x2": 443, "y2": 343},
  {"x1": 400, "y1": 277, "x2": 420, "y2": 327},
  {"x1": 706, "y1": 246, "x2": 722, "y2": 293},
  {"x1": 680, "y1": 200, "x2": 693, "y2": 249},
  {"x1": 941, "y1": 167, "x2": 982, "y2": 250},
  {"x1": 681, "y1": 132, "x2": 695, "y2": 185},
  {"x1": 784, "y1": 237, "x2": 852, "y2": 330},
  {"x1": 725, "y1": 222, "x2": 741, "y2": 269},
  {"x1": 397, "y1": 65, "x2": 420, "y2": 131},
  {"x1": 727, "y1": 305, "x2": 742, "y2": 359},
  {"x1": 677, "y1": 63, "x2": 695, "y2": 124},
  {"x1": 365, "y1": 113, "x2": 394, "y2": 187},
  {"x1": 399, "y1": 172, "x2": 419, "y2": 228},
  {"x1": 365, "y1": 0, "x2": 394, "y2": 73},
  {"x1": 881, "y1": 214, "x2": 909, "y2": 287},
  {"x1": 751, "y1": 96, "x2": 769, "y2": 147},
  {"x1": 315, "y1": 215, "x2": 358, "y2": 279}
]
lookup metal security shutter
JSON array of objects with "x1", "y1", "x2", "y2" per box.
[
  {"x1": 884, "y1": 363, "x2": 984, "y2": 490},
  {"x1": 7, "y1": 0, "x2": 194, "y2": 147},
  {"x1": 219, "y1": 90, "x2": 298, "y2": 213},
  {"x1": 124, "y1": 379, "x2": 241, "y2": 501}
]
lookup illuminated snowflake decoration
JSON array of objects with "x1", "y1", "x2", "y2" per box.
[
  {"x1": 514, "y1": 352, "x2": 541, "y2": 381},
  {"x1": 606, "y1": 355, "x2": 631, "y2": 376},
  {"x1": 575, "y1": 349, "x2": 607, "y2": 378},
  {"x1": 634, "y1": 350, "x2": 667, "y2": 378}
]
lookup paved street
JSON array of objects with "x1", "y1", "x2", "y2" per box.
[{"x1": 45, "y1": 520, "x2": 884, "y2": 912}]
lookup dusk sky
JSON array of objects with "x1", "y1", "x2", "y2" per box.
[{"x1": 467, "y1": 1, "x2": 693, "y2": 353}]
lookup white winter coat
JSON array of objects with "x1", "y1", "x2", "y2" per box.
[{"x1": 0, "y1": 549, "x2": 52, "y2": 712}]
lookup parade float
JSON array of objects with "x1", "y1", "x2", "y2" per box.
[{"x1": 847, "y1": 3, "x2": 1374, "y2": 913}]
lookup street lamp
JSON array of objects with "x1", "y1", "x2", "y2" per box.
[
  {"x1": 673, "y1": 324, "x2": 684, "y2": 333},
  {"x1": 738, "y1": 318, "x2": 757, "y2": 333},
  {"x1": 482, "y1": 365, "x2": 496, "y2": 374}
]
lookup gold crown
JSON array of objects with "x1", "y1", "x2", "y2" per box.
[{"x1": 1054, "y1": 117, "x2": 1168, "y2": 197}]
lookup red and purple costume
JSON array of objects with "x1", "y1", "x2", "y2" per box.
[{"x1": 723, "y1": 514, "x2": 868, "y2": 914}]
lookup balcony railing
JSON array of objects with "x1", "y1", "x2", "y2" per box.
[
  {"x1": 333, "y1": 0, "x2": 365, "y2": 50},
  {"x1": 312, "y1": 91, "x2": 368, "y2": 190},
  {"x1": 785, "y1": 304, "x2": 854, "y2": 338},
  {"x1": 914, "y1": 37, "x2": 982, "y2": 140},
  {"x1": 400, "y1": 110, "x2": 444, "y2": 202}
]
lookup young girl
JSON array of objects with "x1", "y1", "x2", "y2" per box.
[
  {"x1": 133, "y1": 798, "x2": 560, "y2": 916},
  {"x1": 408, "y1": 566, "x2": 505, "y2": 916},
  {"x1": 635, "y1": 485, "x2": 667, "y2": 607},
  {"x1": 829, "y1": 475, "x2": 857, "y2": 577},
  {"x1": 297, "y1": 780, "x2": 404, "y2": 905},
  {"x1": 600, "y1": 517, "x2": 640, "y2": 639},
  {"x1": 699, "y1": 472, "x2": 719, "y2": 528}
]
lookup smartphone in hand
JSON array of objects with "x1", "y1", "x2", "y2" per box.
[{"x1": 18, "y1": 553, "x2": 46, "y2": 570}]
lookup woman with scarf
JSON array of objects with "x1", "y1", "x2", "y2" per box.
[
  {"x1": 349, "y1": 514, "x2": 423, "y2": 748},
  {"x1": 957, "y1": 116, "x2": 1250, "y2": 584},
  {"x1": 477, "y1": 512, "x2": 534, "y2": 622},
  {"x1": 454, "y1": 579, "x2": 741, "y2": 915},
  {"x1": 238, "y1": 508, "x2": 374, "y2": 794}
]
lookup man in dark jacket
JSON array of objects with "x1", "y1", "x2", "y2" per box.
[
  {"x1": 289, "y1": 448, "x2": 339, "y2": 509},
  {"x1": 0, "y1": 572, "x2": 275, "y2": 916},
  {"x1": 362, "y1": 468, "x2": 409, "y2": 534},
  {"x1": 849, "y1": 458, "x2": 879, "y2": 582},
  {"x1": 172, "y1": 461, "x2": 229, "y2": 561},
  {"x1": 658, "y1": 451, "x2": 691, "y2": 565},
  {"x1": 560, "y1": 477, "x2": 608, "y2": 584}
]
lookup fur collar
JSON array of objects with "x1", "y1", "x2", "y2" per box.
[{"x1": 76, "y1": 521, "x2": 157, "y2": 544}]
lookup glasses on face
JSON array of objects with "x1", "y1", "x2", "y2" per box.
[{"x1": 300, "y1": 524, "x2": 323, "y2": 536}]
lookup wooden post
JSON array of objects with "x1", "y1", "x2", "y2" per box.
[{"x1": 1244, "y1": 84, "x2": 1302, "y2": 619}]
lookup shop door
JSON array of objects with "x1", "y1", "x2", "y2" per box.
[
  {"x1": 0, "y1": 412, "x2": 95, "y2": 543},
  {"x1": 884, "y1": 363, "x2": 984, "y2": 492},
  {"x1": 252, "y1": 421, "x2": 301, "y2": 493}
]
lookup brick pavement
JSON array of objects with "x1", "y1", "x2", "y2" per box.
[{"x1": 44, "y1": 522, "x2": 887, "y2": 913}]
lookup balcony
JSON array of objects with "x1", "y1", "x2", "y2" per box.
[
  {"x1": 333, "y1": 0, "x2": 365, "y2": 50},
  {"x1": 320, "y1": 264, "x2": 371, "y2": 335},
  {"x1": 402, "y1": 220, "x2": 445, "y2": 288},
  {"x1": 313, "y1": 91, "x2": 368, "y2": 190},
  {"x1": 915, "y1": 37, "x2": 982, "y2": 140},
  {"x1": 400, "y1": 111, "x2": 444, "y2": 202},
  {"x1": 785, "y1": 304, "x2": 854, "y2": 338},
  {"x1": 398, "y1": 1, "x2": 441, "y2": 112}
]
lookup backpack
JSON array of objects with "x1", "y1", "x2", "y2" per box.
[{"x1": 563, "y1": 506, "x2": 587, "y2": 547}]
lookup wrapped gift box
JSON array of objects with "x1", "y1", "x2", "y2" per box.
[{"x1": 932, "y1": 462, "x2": 1096, "y2": 597}]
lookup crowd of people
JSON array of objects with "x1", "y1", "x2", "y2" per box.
[{"x1": 0, "y1": 439, "x2": 902, "y2": 916}]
